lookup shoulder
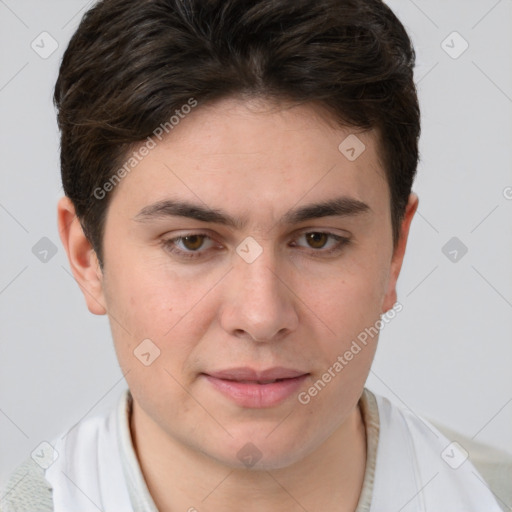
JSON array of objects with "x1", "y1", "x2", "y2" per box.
[
  {"x1": 431, "y1": 420, "x2": 512, "y2": 512},
  {"x1": 366, "y1": 389, "x2": 509, "y2": 511},
  {"x1": 0, "y1": 391, "x2": 130, "y2": 512},
  {"x1": 0, "y1": 457, "x2": 53, "y2": 512}
]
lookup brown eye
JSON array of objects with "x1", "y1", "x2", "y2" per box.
[
  {"x1": 305, "y1": 232, "x2": 329, "y2": 249},
  {"x1": 292, "y1": 231, "x2": 349, "y2": 256},
  {"x1": 181, "y1": 235, "x2": 206, "y2": 250},
  {"x1": 162, "y1": 232, "x2": 219, "y2": 260}
]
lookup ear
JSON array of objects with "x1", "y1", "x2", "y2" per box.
[
  {"x1": 57, "y1": 196, "x2": 107, "y2": 315},
  {"x1": 382, "y1": 193, "x2": 419, "y2": 313}
]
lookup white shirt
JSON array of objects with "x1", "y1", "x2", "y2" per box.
[{"x1": 42, "y1": 388, "x2": 504, "y2": 511}]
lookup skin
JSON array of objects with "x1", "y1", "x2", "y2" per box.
[{"x1": 58, "y1": 96, "x2": 418, "y2": 511}]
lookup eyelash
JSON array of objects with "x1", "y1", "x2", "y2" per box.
[{"x1": 161, "y1": 231, "x2": 351, "y2": 260}]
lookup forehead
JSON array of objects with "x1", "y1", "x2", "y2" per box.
[{"x1": 107, "y1": 97, "x2": 389, "y2": 222}]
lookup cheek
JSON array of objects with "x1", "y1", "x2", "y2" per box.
[
  {"x1": 100, "y1": 269, "x2": 185, "y2": 373},
  {"x1": 105, "y1": 252, "x2": 217, "y2": 334},
  {"x1": 301, "y1": 254, "x2": 391, "y2": 381},
  {"x1": 309, "y1": 258, "x2": 390, "y2": 329},
  {"x1": 301, "y1": 274, "x2": 385, "y2": 415}
]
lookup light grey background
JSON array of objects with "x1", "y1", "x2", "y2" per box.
[{"x1": 1, "y1": 0, "x2": 511, "y2": 485}]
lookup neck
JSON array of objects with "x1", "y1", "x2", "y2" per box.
[{"x1": 130, "y1": 400, "x2": 367, "y2": 512}]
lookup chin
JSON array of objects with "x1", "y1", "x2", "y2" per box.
[{"x1": 203, "y1": 432, "x2": 315, "y2": 472}]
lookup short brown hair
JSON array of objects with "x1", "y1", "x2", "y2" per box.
[{"x1": 54, "y1": 0, "x2": 420, "y2": 268}]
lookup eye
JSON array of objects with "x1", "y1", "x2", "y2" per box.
[
  {"x1": 292, "y1": 231, "x2": 350, "y2": 255},
  {"x1": 304, "y1": 232, "x2": 330, "y2": 249},
  {"x1": 162, "y1": 233, "x2": 217, "y2": 259},
  {"x1": 177, "y1": 234, "x2": 208, "y2": 251}
]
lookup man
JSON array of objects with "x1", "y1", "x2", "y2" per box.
[{"x1": 0, "y1": 0, "x2": 507, "y2": 510}]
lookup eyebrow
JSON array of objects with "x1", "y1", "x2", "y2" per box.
[{"x1": 133, "y1": 196, "x2": 370, "y2": 229}]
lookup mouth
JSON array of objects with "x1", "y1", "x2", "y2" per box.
[
  {"x1": 202, "y1": 367, "x2": 309, "y2": 408},
  {"x1": 229, "y1": 378, "x2": 292, "y2": 384}
]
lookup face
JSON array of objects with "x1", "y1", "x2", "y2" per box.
[{"x1": 63, "y1": 96, "x2": 415, "y2": 470}]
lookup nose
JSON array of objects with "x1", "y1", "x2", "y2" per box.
[{"x1": 219, "y1": 245, "x2": 299, "y2": 343}]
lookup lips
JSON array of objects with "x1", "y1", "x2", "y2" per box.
[
  {"x1": 202, "y1": 367, "x2": 309, "y2": 408},
  {"x1": 207, "y1": 367, "x2": 307, "y2": 382}
]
